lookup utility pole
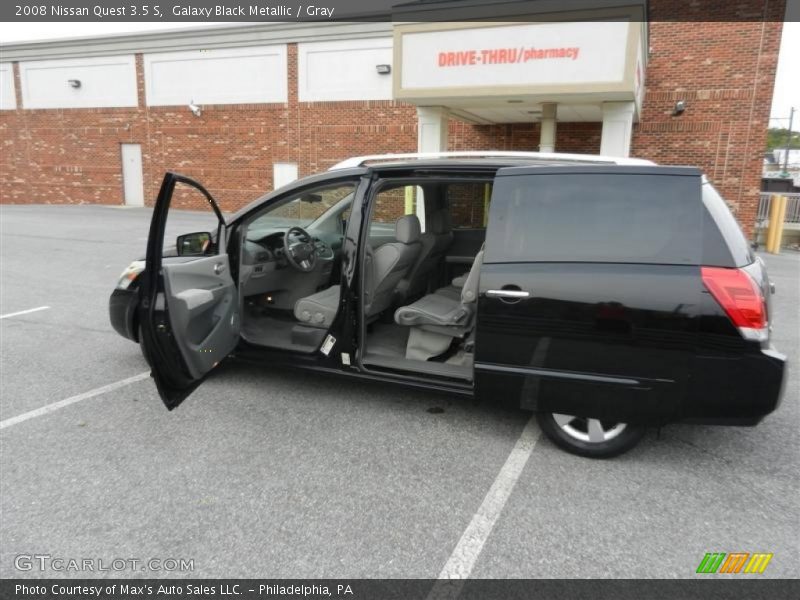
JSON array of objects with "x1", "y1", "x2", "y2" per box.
[{"x1": 782, "y1": 106, "x2": 795, "y2": 177}]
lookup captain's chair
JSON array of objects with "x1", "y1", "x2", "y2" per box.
[
  {"x1": 396, "y1": 209, "x2": 453, "y2": 301},
  {"x1": 393, "y1": 245, "x2": 484, "y2": 361},
  {"x1": 294, "y1": 215, "x2": 422, "y2": 328}
]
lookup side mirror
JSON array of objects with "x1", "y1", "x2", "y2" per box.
[{"x1": 177, "y1": 231, "x2": 212, "y2": 256}]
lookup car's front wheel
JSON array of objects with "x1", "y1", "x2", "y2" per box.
[{"x1": 537, "y1": 412, "x2": 645, "y2": 458}]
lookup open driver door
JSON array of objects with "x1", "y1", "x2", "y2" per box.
[{"x1": 138, "y1": 173, "x2": 240, "y2": 409}]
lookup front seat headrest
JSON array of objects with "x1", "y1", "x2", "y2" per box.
[{"x1": 395, "y1": 214, "x2": 421, "y2": 244}]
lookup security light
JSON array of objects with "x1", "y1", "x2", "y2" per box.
[
  {"x1": 376, "y1": 64, "x2": 391, "y2": 75},
  {"x1": 67, "y1": 79, "x2": 81, "y2": 89},
  {"x1": 673, "y1": 100, "x2": 686, "y2": 116},
  {"x1": 189, "y1": 100, "x2": 202, "y2": 118}
]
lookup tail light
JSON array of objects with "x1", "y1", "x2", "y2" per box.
[{"x1": 701, "y1": 267, "x2": 768, "y2": 342}]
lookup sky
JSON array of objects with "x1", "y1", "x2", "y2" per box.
[
  {"x1": 770, "y1": 15, "x2": 799, "y2": 125},
  {"x1": 0, "y1": 19, "x2": 797, "y2": 123}
]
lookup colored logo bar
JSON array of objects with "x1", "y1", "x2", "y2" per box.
[{"x1": 696, "y1": 552, "x2": 773, "y2": 574}]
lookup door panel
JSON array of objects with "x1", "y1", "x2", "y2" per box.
[
  {"x1": 475, "y1": 167, "x2": 703, "y2": 424},
  {"x1": 139, "y1": 173, "x2": 239, "y2": 409},
  {"x1": 162, "y1": 254, "x2": 239, "y2": 378},
  {"x1": 475, "y1": 263, "x2": 698, "y2": 424}
]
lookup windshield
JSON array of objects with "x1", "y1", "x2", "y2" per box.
[{"x1": 249, "y1": 184, "x2": 355, "y2": 231}]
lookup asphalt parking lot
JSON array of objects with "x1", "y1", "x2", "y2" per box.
[{"x1": 1, "y1": 204, "x2": 798, "y2": 579}]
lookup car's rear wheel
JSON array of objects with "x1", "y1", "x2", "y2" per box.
[{"x1": 537, "y1": 412, "x2": 645, "y2": 458}]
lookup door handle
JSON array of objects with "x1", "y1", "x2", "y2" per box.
[
  {"x1": 486, "y1": 289, "x2": 530, "y2": 299},
  {"x1": 213, "y1": 262, "x2": 226, "y2": 275}
]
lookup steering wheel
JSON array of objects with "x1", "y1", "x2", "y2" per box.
[{"x1": 283, "y1": 226, "x2": 317, "y2": 273}]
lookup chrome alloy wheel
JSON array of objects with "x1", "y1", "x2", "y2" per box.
[{"x1": 552, "y1": 413, "x2": 627, "y2": 444}]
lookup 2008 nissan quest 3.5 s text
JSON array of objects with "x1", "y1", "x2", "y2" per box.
[{"x1": 109, "y1": 151, "x2": 786, "y2": 458}]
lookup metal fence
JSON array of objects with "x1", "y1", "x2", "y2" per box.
[{"x1": 757, "y1": 193, "x2": 800, "y2": 225}]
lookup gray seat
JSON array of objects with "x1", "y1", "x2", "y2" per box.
[
  {"x1": 362, "y1": 214, "x2": 422, "y2": 318},
  {"x1": 294, "y1": 215, "x2": 421, "y2": 328},
  {"x1": 397, "y1": 210, "x2": 453, "y2": 301},
  {"x1": 293, "y1": 284, "x2": 341, "y2": 328},
  {"x1": 434, "y1": 273, "x2": 468, "y2": 301},
  {"x1": 394, "y1": 247, "x2": 484, "y2": 360}
]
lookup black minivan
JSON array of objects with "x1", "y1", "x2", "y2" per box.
[{"x1": 110, "y1": 152, "x2": 786, "y2": 457}]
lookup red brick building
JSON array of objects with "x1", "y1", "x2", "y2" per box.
[{"x1": 0, "y1": 2, "x2": 784, "y2": 236}]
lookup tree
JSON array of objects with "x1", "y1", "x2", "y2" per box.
[{"x1": 766, "y1": 127, "x2": 800, "y2": 151}]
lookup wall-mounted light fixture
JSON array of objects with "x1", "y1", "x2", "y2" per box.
[
  {"x1": 376, "y1": 64, "x2": 391, "y2": 75},
  {"x1": 188, "y1": 100, "x2": 202, "y2": 118},
  {"x1": 67, "y1": 79, "x2": 81, "y2": 89},
  {"x1": 673, "y1": 100, "x2": 686, "y2": 116}
]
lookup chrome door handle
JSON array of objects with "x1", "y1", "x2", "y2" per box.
[
  {"x1": 486, "y1": 289, "x2": 530, "y2": 299},
  {"x1": 213, "y1": 263, "x2": 226, "y2": 275}
]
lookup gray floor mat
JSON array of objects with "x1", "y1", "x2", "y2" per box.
[
  {"x1": 365, "y1": 322, "x2": 409, "y2": 357},
  {"x1": 364, "y1": 322, "x2": 472, "y2": 380},
  {"x1": 241, "y1": 309, "x2": 320, "y2": 353}
]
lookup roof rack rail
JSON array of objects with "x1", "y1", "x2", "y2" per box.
[{"x1": 330, "y1": 151, "x2": 655, "y2": 170}]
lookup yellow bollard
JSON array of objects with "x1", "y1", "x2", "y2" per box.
[
  {"x1": 765, "y1": 195, "x2": 777, "y2": 254},
  {"x1": 483, "y1": 183, "x2": 491, "y2": 227},
  {"x1": 765, "y1": 195, "x2": 777, "y2": 252},
  {"x1": 774, "y1": 194, "x2": 788, "y2": 253},
  {"x1": 766, "y1": 194, "x2": 787, "y2": 254},
  {"x1": 404, "y1": 185, "x2": 414, "y2": 215}
]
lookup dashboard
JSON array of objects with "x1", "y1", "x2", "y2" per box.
[
  {"x1": 239, "y1": 226, "x2": 343, "y2": 309},
  {"x1": 243, "y1": 228, "x2": 339, "y2": 267}
]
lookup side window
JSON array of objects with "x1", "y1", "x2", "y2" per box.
[
  {"x1": 370, "y1": 185, "x2": 425, "y2": 236},
  {"x1": 485, "y1": 173, "x2": 702, "y2": 265},
  {"x1": 446, "y1": 183, "x2": 492, "y2": 229},
  {"x1": 164, "y1": 180, "x2": 224, "y2": 258}
]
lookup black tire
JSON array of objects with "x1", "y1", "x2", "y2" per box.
[{"x1": 536, "y1": 412, "x2": 646, "y2": 458}]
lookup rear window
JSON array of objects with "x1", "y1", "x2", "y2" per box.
[
  {"x1": 485, "y1": 173, "x2": 702, "y2": 264},
  {"x1": 701, "y1": 182, "x2": 753, "y2": 267}
]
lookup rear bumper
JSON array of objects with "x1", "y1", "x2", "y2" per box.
[
  {"x1": 682, "y1": 346, "x2": 787, "y2": 423},
  {"x1": 109, "y1": 287, "x2": 139, "y2": 342}
]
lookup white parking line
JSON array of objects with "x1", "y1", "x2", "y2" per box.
[
  {"x1": 0, "y1": 306, "x2": 50, "y2": 320},
  {"x1": 0, "y1": 372, "x2": 150, "y2": 430},
  {"x1": 428, "y1": 416, "x2": 541, "y2": 598}
]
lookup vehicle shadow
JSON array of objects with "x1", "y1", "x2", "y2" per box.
[{"x1": 202, "y1": 357, "x2": 532, "y2": 435}]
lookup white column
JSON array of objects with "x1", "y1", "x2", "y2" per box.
[
  {"x1": 416, "y1": 106, "x2": 449, "y2": 153},
  {"x1": 538, "y1": 103, "x2": 557, "y2": 153},
  {"x1": 600, "y1": 101, "x2": 636, "y2": 157}
]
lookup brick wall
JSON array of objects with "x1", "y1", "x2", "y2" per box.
[
  {"x1": 0, "y1": 44, "x2": 420, "y2": 212},
  {"x1": 632, "y1": 9, "x2": 784, "y2": 236},
  {"x1": 0, "y1": 5, "x2": 783, "y2": 237}
]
